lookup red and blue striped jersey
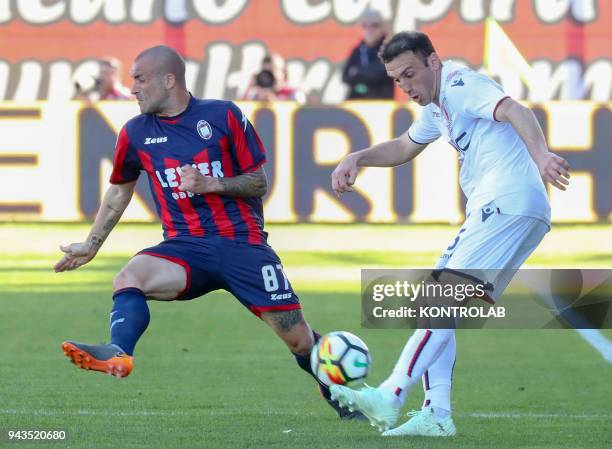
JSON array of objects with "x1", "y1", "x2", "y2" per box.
[{"x1": 110, "y1": 95, "x2": 267, "y2": 244}]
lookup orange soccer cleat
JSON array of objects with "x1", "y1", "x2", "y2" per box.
[{"x1": 61, "y1": 340, "x2": 133, "y2": 378}]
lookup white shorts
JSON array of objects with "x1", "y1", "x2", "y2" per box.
[{"x1": 435, "y1": 201, "x2": 549, "y2": 300}]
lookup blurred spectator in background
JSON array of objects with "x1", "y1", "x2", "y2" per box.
[
  {"x1": 74, "y1": 57, "x2": 131, "y2": 102},
  {"x1": 244, "y1": 54, "x2": 306, "y2": 103},
  {"x1": 342, "y1": 10, "x2": 394, "y2": 100}
]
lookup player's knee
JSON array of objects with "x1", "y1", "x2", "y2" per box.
[{"x1": 112, "y1": 269, "x2": 144, "y2": 292}]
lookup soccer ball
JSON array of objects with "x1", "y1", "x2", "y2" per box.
[{"x1": 310, "y1": 331, "x2": 371, "y2": 387}]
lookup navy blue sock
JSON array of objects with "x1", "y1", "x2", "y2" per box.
[
  {"x1": 293, "y1": 331, "x2": 331, "y2": 400},
  {"x1": 110, "y1": 288, "x2": 150, "y2": 356}
]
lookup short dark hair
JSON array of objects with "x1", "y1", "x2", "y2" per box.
[{"x1": 378, "y1": 31, "x2": 436, "y2": 64}]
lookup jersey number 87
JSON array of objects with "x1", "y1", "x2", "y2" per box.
[{"x1": 261, "y1": 264, "x2": 289, "y2": 292}]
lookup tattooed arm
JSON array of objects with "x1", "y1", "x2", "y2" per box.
[
  {"x1": 218, "y1": 167, "x2": 268, "y2": 197},
  {"x1": 85, "y1": 182, "x2": 136, "y2": 252},
  {"x1": 179, "y1": 165, "x2": 268, "y2": 198},
  {"x1": 54, "y1": 181, "x2": 136, "y2": 272}
]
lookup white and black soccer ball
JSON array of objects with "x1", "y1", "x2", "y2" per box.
[{"x1": 310, "y1": 331, "x2": 371, "y2": 387}]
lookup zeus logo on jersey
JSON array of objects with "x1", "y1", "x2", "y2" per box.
[
  {"x1": 144, "y1": 136, "x2": 168, "y2": 144},
  {"x1": 155, "y1": 161, "x2": 224, "y2": 199},
  {"x1": 270, "y1": 293, "x2": 293, "y2": 300}
]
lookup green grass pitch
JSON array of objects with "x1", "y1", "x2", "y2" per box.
[{"x1": 1, "y1": 223, "x2": 611, "y2": 449}]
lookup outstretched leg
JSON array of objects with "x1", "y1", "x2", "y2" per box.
[
  {"x1": 260, "y1": 309, "x2": 365, "y2": 420},
  {"x1": 330, "y1": 270, "x2": 468, "y2": 432},
  {"x1": 62, "y1": 254, "x2": 187, "y2": 377}
]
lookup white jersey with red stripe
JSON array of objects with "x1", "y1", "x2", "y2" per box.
[{"x1": 408, "y1": 61, "x2": 550, "y2": 225}]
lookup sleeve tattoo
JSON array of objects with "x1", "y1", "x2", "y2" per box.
[{"x1": 218, "y1": 167, "x2": 268, "y2": 198}]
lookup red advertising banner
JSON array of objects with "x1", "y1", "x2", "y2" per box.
[{"x1": 0, "y1": 0, "x2": 610, "y2": 103}]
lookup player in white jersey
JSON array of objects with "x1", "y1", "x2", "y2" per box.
[{"x1": 329, "y1": 31, "x2": 570, "y2": 436}]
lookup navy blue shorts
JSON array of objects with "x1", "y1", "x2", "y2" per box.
[{"x1": 138, "y1": 236, "x2": 300, "y2": 317}]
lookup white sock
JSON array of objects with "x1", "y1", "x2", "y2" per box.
[
  {"x1": 423, "y1": 331, "x2": 456, "y2": 417},
  {"x1": 379, "y1": 329, "x2": 454, "y2": 405}
]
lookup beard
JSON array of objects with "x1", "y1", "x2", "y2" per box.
[{"x1": 138, "y1": 98, "x2": 161, "y2": 114}]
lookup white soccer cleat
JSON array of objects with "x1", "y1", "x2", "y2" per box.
[
  {"x1": 382, "y1": 407, "x2": 456, "y2": 437},
  {"x1": 329, "y1": 384, "x2": 400, "y2": 431}
]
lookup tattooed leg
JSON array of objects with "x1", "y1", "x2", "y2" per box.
[{"x1": 261, "y1": 309, "x2": 313, "y2": 355}]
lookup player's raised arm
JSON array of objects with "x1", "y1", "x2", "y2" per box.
[
  {"x1": 491, "y1": 98, "x2": 570, "y2": 191},
  {"x1": 178, "y1": 165, "x2": 268, "y2": 198},
  {"x1": 54, "y1": 181, "x2": 136, "y2": 272},
  {"x1": 331, "y1": 133, "x2": 427, "y2": 196}
]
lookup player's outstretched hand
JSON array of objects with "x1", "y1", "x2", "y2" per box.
[
  {"x1": 178, "y1": 164, "x2": 219, "y2": 195},
  {"x1": 536, "y1": 152, "x2": 570, "y2": 191},
  {"x1": 331, "y1": 154, "x2": 359, "y2": 196},
  {"x1": 54, "y1": 242, "x2": 96, "y2": 272}
]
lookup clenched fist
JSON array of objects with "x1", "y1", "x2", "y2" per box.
[
  {"x1": 178, "y1": 165, "x2": 221, "y2": 195},
  {"x1": 331, "y1": 153, "x2": 359, "y2": 196}
]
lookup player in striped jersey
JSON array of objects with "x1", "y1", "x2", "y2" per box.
[{"x1": 54, "y1": 45, "x2": 361, "y2": 419}]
